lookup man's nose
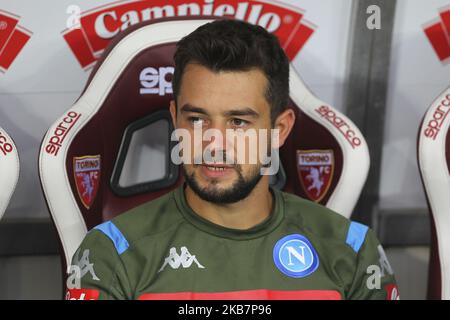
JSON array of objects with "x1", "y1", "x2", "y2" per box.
[
  {"x1": 202, "y1": 122, "x2": 229, "y2": 150},
  {"x1": 201, "y1": 122, "x2": 232, "y2": 162}
]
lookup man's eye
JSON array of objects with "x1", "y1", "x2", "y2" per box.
[
  {"x1": 188, "y1": 117, "x2": 205, "y2": 126},
  {"x1": 230, "y1": 118, "x2": 249, "y2": 127}
]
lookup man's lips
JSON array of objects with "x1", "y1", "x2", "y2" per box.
[
  {"x1": 200, "y1": 163, "x2": 234, "y2": 168},
  {"x1": 199, "y1": 163, "x2": 235, "y2": 178}
]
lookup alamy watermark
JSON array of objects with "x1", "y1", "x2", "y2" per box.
[{"x1": 170, "y1": 125, "x2": 281, "y2": 175}]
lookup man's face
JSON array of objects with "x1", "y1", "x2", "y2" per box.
[{"x1": 170, "y1": 63, "x2": 273, "y2": 204}]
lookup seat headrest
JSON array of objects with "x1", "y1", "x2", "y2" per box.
[
  {"x1": 418, "y1": 86, "x2": 450, "y2": 299},
  {"x1": 0, "y1": 127, "x2": 20, "y2": 220}
]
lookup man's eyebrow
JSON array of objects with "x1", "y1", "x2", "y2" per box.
[
  {"x1": 180, "y1": 104, "x2": 259, "y2": 118},
  {"x1": 224, "y1": 108, "x2": 259, "y2": 118},
  {"x1": 180, "y1": 104, "x2": 208, "y2": 115}
]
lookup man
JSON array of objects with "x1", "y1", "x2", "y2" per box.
[{"x1": 66, "y1": 19, "x2": 398, "y2": 300}]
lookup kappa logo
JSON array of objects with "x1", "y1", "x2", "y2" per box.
[
  {"x1": 74, "y1": 155, "x2": 101, "y2": 209},
  {"x1": 0, "y1": 10, "x2": 32, "y2": 73},
  {"x1": 158, "y1": 246, "x2": 205, "y2": 272},
  {"x1": 61, "y1": 0, "x2": 316, "y2": 69},
  {"x1": 66, "y1": 249, "x2": 100, "y2": 289},
  {"x1": 297, "y1": 150, "x2": 334, "y2": 202},
  {"x1": 73, "y1": 249, "x2": 100, "y2": 281},
  {"x1": 377, "y1": 245, "x2": 394, "y2": 277},
  {"x1": 366, "y1": 245, "x2": 395, "y2": 291},
  {"x1": 423, "y1": 6, "x2": 450, "y2": 63},
  {"x1": 139, "y1": 66, "x2": 174, "y2": 96},
  {"x1": 273, "y1": 234, "x2": 319, "y2": 278}
]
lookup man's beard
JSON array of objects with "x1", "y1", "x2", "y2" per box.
[{"x1": 183, "y1": 164, "x2": 263, "y2": 204}]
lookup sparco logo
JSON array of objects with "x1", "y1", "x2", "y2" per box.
[
  {"x1": 424, "y1": 93, "x2": 450, "y2": 140},
  {"x1": 62, "y1": 0, "x2": 316, "y2": 69},
  {"x1": 0, "y1": 10, "x2": 32, "y2": 73},
  {"x1": 0, "y1": 131, "x2": 13, "y2": 156},
  {"x1": 423, "y1": 6, "x2": 450, "y2": 63},
  {"x1": 158, "y1": 246, "x2": 205, "y2": 272},
  {"x1": 140, "y1": 66, "x2": 174, "y2": 95},
  {"x1": 314, "y1": 105, "x2": 362, "y2": 149},
  {"x1": 45, "y1": 111, "x2": 81, "y2": 156}
]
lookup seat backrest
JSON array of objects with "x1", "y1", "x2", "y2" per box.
[
  {"x1": 417, "y1": 86, "x2": 450, "y2": 300},
  {"x1": 39, "y1": 17, "x2": 369, "y2": 269},
  {"x1": 0, "y1": 126, "x2": 20, "y2": 221}
]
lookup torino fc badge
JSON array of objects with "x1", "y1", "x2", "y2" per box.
[
  {"x1": 73, "y1": 155, "x2": 101, "y2": 209},
  {"x1": 296, "y1": 150, "x2": 334, "y2": 202}
]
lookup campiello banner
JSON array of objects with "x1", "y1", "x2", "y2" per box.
[{"x1": 61, "y1": 0, "x2": 316, "y2": 69}]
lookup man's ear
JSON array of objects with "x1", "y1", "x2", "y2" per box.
[
  {"x1": 273, "y1": 108, "x2": 295, "y2": 149},
  {"x1": 169, "y1": 100, "x2": 177, "y2": 128}
]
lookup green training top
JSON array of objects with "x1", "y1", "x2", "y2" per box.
[{"x1": 65, "y1": 186, "x2": 399, "y2": 300}]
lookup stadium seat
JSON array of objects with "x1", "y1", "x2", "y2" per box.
[
  {"x1": 417, "y1": 86, "x2": 450, "y2": 300},
  {"x1": 0, "y1": 126, "x2": 19, "y2": 221},
  {"x1": 38, "y1": 17, "x2": 370, "y2": 274}
]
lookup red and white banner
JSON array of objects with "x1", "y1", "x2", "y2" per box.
[
  {"x1": 423, "y1": 5, "x2": 450, "y2": 63},
  {"x1": 61, "y1": 0, "x2": 316, "y2": 69},
  {"x1": 0, "y1": 9, "x2": 32, "y2": 73}
]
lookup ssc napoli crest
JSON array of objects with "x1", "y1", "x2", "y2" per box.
[
  {"x1": 273, "y1": 234, "x2": 319, "y2": 278},
  {"x1": 73, "y1": 155, "x2": 101, "y2": 209}
]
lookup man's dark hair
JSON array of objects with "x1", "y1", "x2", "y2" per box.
[{"x1": 172, "y1": 19, "x2": 290, "y2": 122}]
